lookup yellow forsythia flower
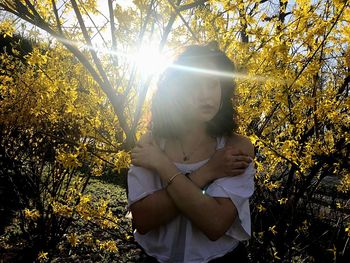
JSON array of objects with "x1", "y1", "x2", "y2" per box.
[
  {"x1": 278, "y1": 198, "x2": 288, "y2": 205},
  {"x1": 257, "y1": 231, "x2": 264, "y2": 239},
  {"x1": 257, "y1": 204, "x2": 266, "y2": 213},
  {"x1": 326, "y1": 244, "x2": 337, "y2": 261},
  {"x1": 67, "y1": 233, "x2": 79, "y2": 247},
  {"x1": 269, "y1": 225, "x2": 278, "y2": 235},
  {"x1": 272, "y1": 248, "x2": 281, "y2": 260},
  {"x1": 345, "y1": 225, "x2": 350, "y2": 237},
  {"x1": 98, "y1": 240, "x2": 118, "y2": 253},
  {"x1": 337, "y1": 173, "x2": 350, "y2": 193},
  {"x1": 37, "y1": 251, "x2": 48, "y2": 262},
  {"x1": 83, "y1": 233, "x2": 94, "y2": 246},
  {"x1": 57, "y1": 150, "x2": 82, "y2": 169},
  {"x1": 23, "y1": 208, "x2": 40, "y2": 221}
]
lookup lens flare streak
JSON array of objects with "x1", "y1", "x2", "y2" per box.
[{"x1": 51, "y1": 36, "x2": 290, "y2": 85}]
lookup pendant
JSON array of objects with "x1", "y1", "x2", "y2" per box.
[{"x1": 183, "y1": 156, "x2": 189, "y2": 161}]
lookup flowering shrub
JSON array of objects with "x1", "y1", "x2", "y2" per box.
[
  {"x1": 0, "y1": 34, "x2": 130, "y2": 261},
  {"x1": 1, "y1": 0, "x2": 349, "y2": 261}
]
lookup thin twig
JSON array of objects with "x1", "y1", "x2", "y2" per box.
[{"x1": 166, "y1": 0, "x2": 199, "y2": 43}]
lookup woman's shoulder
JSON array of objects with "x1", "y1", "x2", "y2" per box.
[{"x1": 225, "y1": 133, "x2": 255, "y2": 158}]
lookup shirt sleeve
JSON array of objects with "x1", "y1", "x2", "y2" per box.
[
  {"x1": 205, "y1": 161, "x2": 255, "y2": 241},
  {"x1": 127, "y1": 165, "x2": 164, "y2": 208}
]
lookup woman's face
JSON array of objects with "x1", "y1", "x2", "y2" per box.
[{"x1": 183, "y1": 72, "x2": 222, "y2": 124}]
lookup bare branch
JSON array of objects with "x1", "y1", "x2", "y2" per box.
[
  {"x1": 70, "y1": 0, "x2": 129, "y2": 135},
  {"x1": 108, "y1": 0, "x2": 118, "y2": 66},
  {"x1": 160, "y1": 12, "x2": 177, "y2": 48},
  {"x1": 52, "y1": 0, "x2": 63, "y2": 34},
  {"x1": 167, "y1": 0, "x2": 199, "y2": 42},
  {"x1": 178, "y1": 0, "x2": 208, "y2": 12},
  {"x1": 78, "y1": 0, "x2": 108, "y2": 46}
]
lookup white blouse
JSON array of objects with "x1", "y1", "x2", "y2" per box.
[{"x1": 127, "y1": 136, "x2": 255, "y2": 263}]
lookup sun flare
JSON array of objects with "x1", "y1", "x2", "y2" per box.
[{"x1": 132, "y1": 44, "x2": 173, "y2": 77}]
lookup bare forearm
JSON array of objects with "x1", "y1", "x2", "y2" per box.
[
  {"x1": 157, "y1": 163, "x2": 231, "y2": 240},
  {"x1": 131, "y1": 189, "x2": 178, "y2": 234},
  {"x1": 131, "y1": 163, "x2": 215, "y2": 234},
  {"x1": 189, "y1": 163, "x2": 214, "y2": 188}
]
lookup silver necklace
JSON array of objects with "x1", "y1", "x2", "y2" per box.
[{"x1": 178, "y1": 137, "x2": 205, "y2": 161}]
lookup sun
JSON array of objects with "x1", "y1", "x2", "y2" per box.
[{"x1": 131, "y1": 43, "x2": 173, "y2": 77}]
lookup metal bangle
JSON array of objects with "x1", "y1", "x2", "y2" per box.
[{"x1": 166, "y1": 172, "x2": 182, "y2": 187}]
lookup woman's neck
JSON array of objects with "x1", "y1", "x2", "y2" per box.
[
  {"x1": 177, "y1": 123, "x2": 212, "y2": 146},
  {"x1": 162, "y1": 123, "x2": 217, "y2": 163}
]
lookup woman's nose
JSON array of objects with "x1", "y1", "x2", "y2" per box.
[{"x1": 200, "y1": 85, "x2": 213, "y2": 99}]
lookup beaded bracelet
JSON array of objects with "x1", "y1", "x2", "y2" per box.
[{"x1": 166, "y1": 171, "x2": 183, "y2": 188}]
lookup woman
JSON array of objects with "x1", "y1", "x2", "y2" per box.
[{"x1": 128, "y1": 42, "x2": 255, "y2": 263}]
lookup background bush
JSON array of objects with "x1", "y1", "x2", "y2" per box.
[{"x1": 0, "y1": 0, "x2": 349, "y2": 262}]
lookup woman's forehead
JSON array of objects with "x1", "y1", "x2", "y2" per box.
[
  {"x1": 186, "y1": 59, "x2": 218, "y2": 72},
  {"x1": 160, "y1": 59, "x2": 225, "y2": 88},
  {"x1": 180, "y1": 59, "x2": 219, "y2": 75}
]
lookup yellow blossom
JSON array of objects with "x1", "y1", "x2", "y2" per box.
[
  {"x1": 23, "y1": 208, "x2": 40, "y2": 221},
  {"x1": 67, "y1": 233, "x2": 79, "y2": 247},
  {"x1": 51, "y1": 201, "x2": 73, "y2": 217},
  {"x1": 37, "y1": 251, "x2": 48, "y2": 262},
  {"x1": 266, "y1": 181, "x2": 281, "y2": 191},
  {"x1": 345, "y1": 225, "x2": 350, "y2": 237},
  {"x1": 83, "y1": 233, "x2": 94, "y2": 246},
  {"x1": 57, "y1": 150, "x2": 82, "y2": 169},
  {"x1": 98, "y1": 240, "x2": 118, "y2": 253},
  {"x1": 278, "y1": 198, "x2": 288, "y2": 205},
  {"x1": 272, "y1": 248, "x2": 281, "y2": 260},
  {"x1": 269, "y1": 225, "x2": 278, "y2": 235},
  {"x1": 326, "y1": 244, "x2": 337, "y2": 261},
  {"x1": 257, "y1": 204, "x2": 266, "y2": 213},
  {"x1": 113, "y1": 150, "x2": 131, "y2": 173},
  {"x1": 257, "y1": 231, "x2": 264, "y2": 239}
]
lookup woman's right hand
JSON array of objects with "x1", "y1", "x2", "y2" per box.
[
  {"x1": 131, "y1": 133, "x2": 170, "y2": 172},
  {"x1": 206, "y1": 146, "x2": 252, "y2": 181}
]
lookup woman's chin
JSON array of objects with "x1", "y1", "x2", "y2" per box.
[
  {"x1": 182, "y1": 112, "x2": 217, "y2": 125},
  {"x1": 200, "y1": 112, "x2": 217, "y2": 122}
]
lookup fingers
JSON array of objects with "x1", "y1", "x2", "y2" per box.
[
  {"x1": 225, "y1": 146, "x2": 248, "y2": 157},
  {"x1": 130, "y1": 156, "x2": 137, "y2": 165},
  {"x1": 226, "y1": 152, "x2": 251, "y2": 163},
  {"x1": 224, "y1": 147, "x2": 251, "y2": 161},
  {"x1": 232, "y1": 155, "x2": 252, "y2": 163},
  {"x1": 130, "y1": 147, "x2": 141, "y2": 156},
  {"x1": 131, "y1": 143, "x2": 151, "y2": 154},
  {"x1": 130, "y1": 147, "x2": 143, "y2": 164},
  {"x1": 230, "y1": 160, "x2": 250, "y2": 169},
  {"x1": 131, "y1": 153, "x2": 142, "y2": 166}
]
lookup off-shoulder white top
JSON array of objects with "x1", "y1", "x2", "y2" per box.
[{"x1": 127, "y1": 136, "x2": 255, "y2": 263}]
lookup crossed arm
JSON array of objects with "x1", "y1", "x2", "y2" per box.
[{"x1": 129, "y1": 134, "x2": 254, "y2": 241}]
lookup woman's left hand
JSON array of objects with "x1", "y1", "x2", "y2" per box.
[{"x1": 131, "y1": 134, "x2": 169, "y2": 172}]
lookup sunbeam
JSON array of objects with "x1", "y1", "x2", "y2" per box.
[
  {"x1": 168, "y1": 63, "x2": 291, "y2": 85},
  {"x1": 52, "y1": 36, "x2": 290, "y2": 85}
]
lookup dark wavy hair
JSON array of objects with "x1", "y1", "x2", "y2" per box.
[{"x1": 151, "y1": 42, "x2": 238, "y2": 139}]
